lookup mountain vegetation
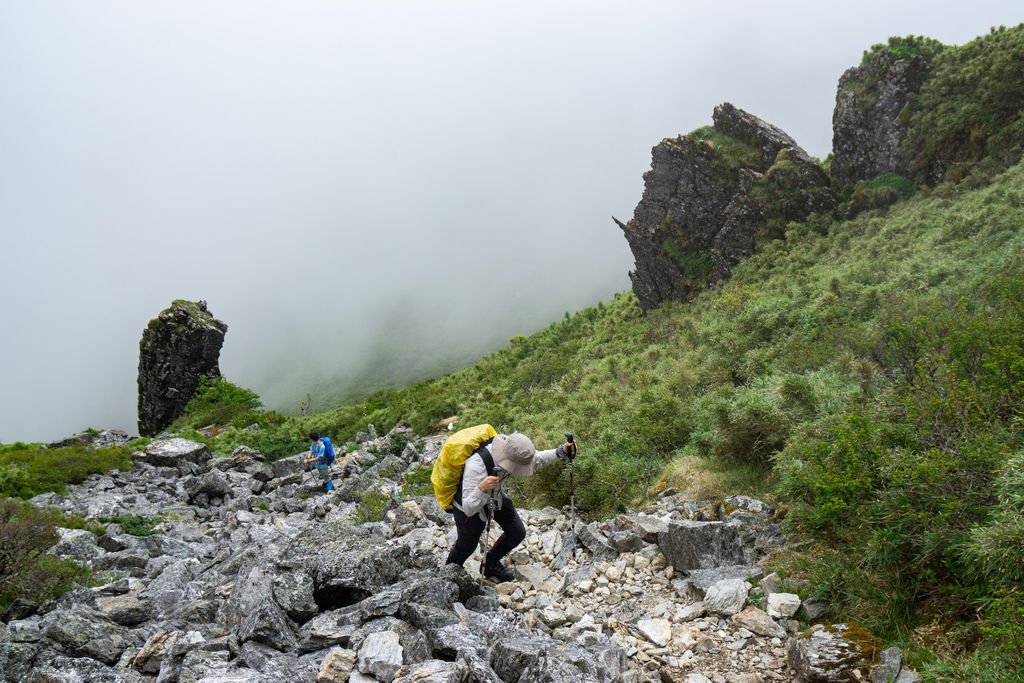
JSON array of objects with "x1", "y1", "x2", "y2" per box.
[{"x1": 3, "y1": 23, "x2": 1024, "y2": 680}]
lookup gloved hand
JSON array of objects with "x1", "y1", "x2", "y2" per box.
[{"x1": 556, "y1": 443, "x2": 576, "y2": 460}]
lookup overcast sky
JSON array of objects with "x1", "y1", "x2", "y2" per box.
[{"x1": 1, "y1": 2, "x2": 1021, "y2": 443}]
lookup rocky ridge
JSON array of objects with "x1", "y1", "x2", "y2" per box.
[{"x1": 6, "y1": 429, "x2": 920, "y2": 682}]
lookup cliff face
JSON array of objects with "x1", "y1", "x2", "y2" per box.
[
  {"x1": 619, "y1": 103, "x2": 833, "y2": 310},
  {"x1": 137, "y1": 300, "x2": 227, "y2": 436},
  {"x1": 831, "y1": 43, "x2": 938, "y2": 186}
]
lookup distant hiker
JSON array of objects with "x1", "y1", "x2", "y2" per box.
[
  {"x1": 433, "y1": 425, "x2": 576, "y2": 581},
  {"x1": 303, "y1": 432, "x2": 336, "y2": 493}
]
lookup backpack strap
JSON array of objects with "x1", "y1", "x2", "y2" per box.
[{"x1": 452, "y1": 442, "x2": 496, "y2": 508}]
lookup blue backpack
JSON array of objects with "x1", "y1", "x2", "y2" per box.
[{"x1": 321, "y1": 437, "x2": 336, "y2": 466}]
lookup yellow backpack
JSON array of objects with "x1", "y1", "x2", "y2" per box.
[{"x1": 431, "y1": 423, "x2": 497, "y2": 511}]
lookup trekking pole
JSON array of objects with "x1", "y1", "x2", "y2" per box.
[
  {"x1": 479, "y1": 494, "x2": 495, "y2": 575},
  {"x1": 565, "y1": 432, "x2": 577, "y2": 558}
]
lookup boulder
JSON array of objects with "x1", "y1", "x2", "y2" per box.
[
  {"x1": 392, "y1": 659, "x2": 464, "y2": 683},
  {"x1": 316, "y1": 646, "x2": 357, "y2": 683},
  {"x1": 137, "y1": 299, "x2": 227, "y2": 436},
  {"x1": 40, "y1": 607, "x2": 132, "y2": 665},
  {"x1": 94, "y1": 593, "x2": 149, "y2": 626},
  {"x1": 767, "y1": 592, "x2": 802, "y2": 619},
  {"x1": 186, "y1": 471, "x2": 233, "y2": 503},
  {"x1": 24, "y1": 655, "x2": 145, "y2": 682},
  {"x1": 357, "y1": 631, "x2": 404, "y2": 683},
  {"x1": 658, "y1": 520, "x2": 747, "y2": 571},
  {"x1": 272, "y1": 570, "x2": 319, "y2": 624},
  {"x1": 703, "y1": 578, "x2": 750, "y2": 616},
  {"x1": 788, "y1": 623, "x2": 880, "y2": 683},
  {"x1": 731, "y1": 606, "x2": 786, "y2": 639},
  {"x1": 225, "y1": 565, "x2": 299, "y2": 651},
  {"x1": 138, "y1": 439, "x2": 212, "y2": 469}
]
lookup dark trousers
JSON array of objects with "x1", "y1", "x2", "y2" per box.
[{"x1": 445, "y1": 494, "x2": 526, "y2": 566}]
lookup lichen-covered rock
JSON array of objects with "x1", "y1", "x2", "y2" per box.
[
  {"x1": 831, "y1": 42, "x2": 938, "y2": 185},
  {"x1": 137, "y1": 300, "x2": 227, "y2": 436},
  {"x1": 24, "y1": 655, "x2": 145, "y2": 683},
  {"x1": 357, "y1": 631, "x2": 404, "y2": 683},
  {"x1": 788, "y1": 623, "x2": 880, "y2": 682},
  {"x1": 48, "y1": 428, "x2": 132, "y2": 450},
  {"x1": 619, "y1": 103, "x2": 832, "y2": 309},
  {"x1": 40, "y1": 607, "x2": 132, "y2": 665}
]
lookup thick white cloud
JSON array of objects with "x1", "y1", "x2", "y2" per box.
[{"x1": 1, "y1": 1, "x2": 1020, "y2": 441}]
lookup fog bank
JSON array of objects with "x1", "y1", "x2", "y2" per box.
[{"x1": 2, "y1": 1, "x2": 1020, "y2": 442}]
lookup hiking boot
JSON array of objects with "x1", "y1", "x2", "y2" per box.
[{"x1": 482, "y1": 561, "x2": 514, "y2": 582}]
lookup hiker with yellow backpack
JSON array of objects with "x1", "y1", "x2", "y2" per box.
[{"x1": 431, "y1": 424, "x2": 576, "y2": 581}]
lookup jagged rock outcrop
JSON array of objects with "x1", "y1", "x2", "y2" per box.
[
  {"x1": 619, "y1": 103, "x2": 833, "y2": 310},
  {"x1": 137, "y1": 300, "x2": 227, "y2": 436},
  {"x1": 831, "y1": 43, "x2": 938, "y2": 185}
]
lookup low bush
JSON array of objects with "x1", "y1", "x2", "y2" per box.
[
  {"x1": 97, "y1": 514, "x2": 162, "y2": 537},
  {"x1": 0, "y1": 497, "x2": 92, "y2": 614},
  {"x1": 0, "y1": 442, "x2": 135, "y2": 498}
]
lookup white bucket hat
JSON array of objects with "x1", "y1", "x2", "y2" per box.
[{"x1": 489, "y1": 432, "x2": 536, "y2": 476}]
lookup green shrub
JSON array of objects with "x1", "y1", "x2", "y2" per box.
[
  {"x1": 0, "y1": 497, "x2": 92, "y2": 614},
  {"x1": 842, "y1": 173, "x2": 916, "y2": 218},
  {"x1": 902, "y1": 25, "x2": 1024, "y2": 184},
  {"x1": 97, "y1": 514, "x2": 161, "y2": 537},
  {"x1": 352, "y1": 490, "x2": 391, "y2": 524},
  {"x1": 401, "y1": 464, "x2": 435, "y2": 498},
  {"x1": 170, "y1": 377, "x2": 265, "y2": 431},
  {"x1": 0, "y1": 442, "x2": 135, "y2": 498}
]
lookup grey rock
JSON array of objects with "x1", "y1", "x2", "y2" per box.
[
  {"x1": 137, "y1": 300, "x2": 227, "y2": 436},
  {"x1": 703, "y1": 578, "x2": 749, "y2": 616},
  {"x1": 832, "y1": 47, "x2": 934, "y2": 185},
  {"x1": 577, "y1": 523, "x2": 617, "y2": 561},
  {"x1": 48, "y1": 428, "x2": 132, "y2": 450},
  {"x1": 51, "y1": 528, "x2": 105, "y2": 564},
  {"x1": 176, "y1": 648, "x2": 231, "y2": 683},
  {"x1": 393, "y1": 659, "x2": 465, "y2": 683},
  {"x1": 658, "y1": 521, "x2": 747, "y2": 571},
  {"x1": 357, "y1": 631, "x2": 404, "y2": 683},
  {"x1": 489, "y1": 635, "x2": 556, "y2": 682},
  {"x1": 731, "y1": 606, "x2": 786, "y2": 638},
  {"x1": 24, "y1": 655, "x2": 145, "y2": 682},
  {"x1": 272, "y1": 570, "x2": 318, "y2": 624},
  {"x1": 0, "y1": 641, "x2": 44, "y2": 683},
  {"x1": 226, "y1": 565, "x2": 299, "y2": 652},
  {"x1": 297, "y1": 609, "x2": 359, "y2": 652},
  {"x1": 767, "y1": 592, "x2": 802, "y2": 618},
  {"x1": 139, "y1": 439, "x2": 213, "y2": 468},
  {"x1": 687, "y1": 565, "x2": 754, "y2": 592},
  {"x1": 141, "y1": 558, "x2": 202, "y2": 619},
  {"x1": 2, "y1": 598, "x2": 39, "y2": 621},
  {"x1": 187, "y1": 472, "x2": 233, "y2": 503},
  {"x1": 799, "y1": 597, "x2": 830, "y2": 624},
  {"x1": 94, "y1": 593, "x2": 149, "y2": 626},
  {"x1": 607, "y1": 530, "x2": 644, "y2": 553},
  {"x1": 41, "y1": 607, "x2": 132, "y2": 665},
  {"x1": 788, "y1": 624, "x2": 878, "y2": 683},
  {"x1": 874, "y1": 646, "x2": 902, "y2": 683}
]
